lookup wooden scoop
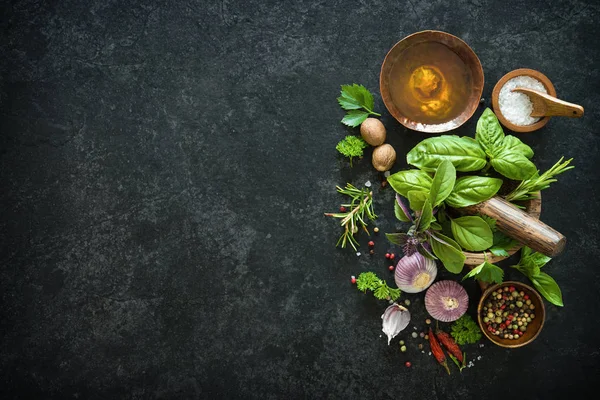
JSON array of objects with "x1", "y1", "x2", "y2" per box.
[{"x1": 512, "y1": 87, "x2": 584, "y2": 118}]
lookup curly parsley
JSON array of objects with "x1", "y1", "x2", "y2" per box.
[
  {"x1": 336, "y1": 136, "x2": 368, "y2": 166},
  {"x1": 355, "y1": 272, "x2": 401, "y2": 301},
  {"x1": 450, "y1": 314, "x2": 482, "y2": 345}
]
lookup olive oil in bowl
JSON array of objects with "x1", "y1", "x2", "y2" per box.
[{"x1": 388, "y1": 41, "x2": 474, "y2": 125}]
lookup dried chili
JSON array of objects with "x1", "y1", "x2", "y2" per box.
[
  {"x1": 435, "y1": 330, "x2": 463, "y2": 363},
  {"x1": 428, "y1": 328, "x2": 450, "y2": 375}
]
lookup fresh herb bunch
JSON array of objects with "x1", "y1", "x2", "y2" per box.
[
  {"x1": 324, "y1": 183, "x2": 376, "y2": 250},
  {"x1": 355, "y1": 272, "x2": 401, "y2": 301},
  {"x1": 511, "y1": 247, "x2": 563, "y2": 306},
  {"x1": 337, "y1": 84, "x2": 381, "y2": 127},
  {"x1": 450, "y1": 314, "x2": 482, "y2": 345},
  {"x1": 385, "y1": 109, "x2": 573, "y2": 274},
  {"x1": 505, "y1": 157, "x2": 574, "y2": 202},
  {"x1": 462, "y1": 260, "x2": 504, "y2": 284},
  {"x1": 336, "y1": 136, "x2": 368, "y2": 166}
]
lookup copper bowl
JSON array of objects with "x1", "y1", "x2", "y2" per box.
[
  {"x1": 380, "y1": 31, "x2": 484, "y2": 133},
  {"x1": 477, "y1": 281, "x2": 546, "y2": 348},
  {"x1": 492, "y1": 68, "x2": 557, "y2": 133}
]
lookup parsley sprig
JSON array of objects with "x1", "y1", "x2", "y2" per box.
[
  {"x1": 337, "y1": 84, "x2": 381, "y2": 127},
  {"x1": 336, "y1": 136, "x2": 368, "y2": 166},
  {"x1": 324, "y1": 183, "x2": 376, "y2": 250},
  {"x1": 355, "y1": 272, "x2": 401, "y2": 301},
  {"x1": 450, "y1": 315, "x2": 482, "y2": 345}
]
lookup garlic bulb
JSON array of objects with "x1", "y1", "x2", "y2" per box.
[
  {"x1": 381, "y1": 303, "x2": 411, "y2": 345},
  {"x1": 394, "y1": 252, "x2": 437, "y2": 293},
  {"x1": 425, "y1": 280, "x2": 469, "y2": 322}
]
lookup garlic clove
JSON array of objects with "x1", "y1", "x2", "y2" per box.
[{"x1": 381, "y1": 303, "x2": 411, "y2": 345}]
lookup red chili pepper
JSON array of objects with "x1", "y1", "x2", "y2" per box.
[
  {"x1": 435, "y1": 329, "x2": 464, "y2": 364},
  {"x1": 428, "y1": 328, "x2": 450, "y2": 374}
]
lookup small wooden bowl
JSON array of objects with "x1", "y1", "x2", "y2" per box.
[
  {"x1": 380, "y1": 30, "x2": 484, "y2": 133},
  {"x1": 463, "y1": 192, "x2": 541, "y2": 265},
  {"x1": 492, "y1": 69, "x2": 557, "y2": 133},
  {"x1": 477, "y1": 281, "x2": 545, "y2": 348}
]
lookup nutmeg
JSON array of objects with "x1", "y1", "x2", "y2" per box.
[
  {"x1": 372, "y1": 144, "x2": 396, "y2": 172},
  {"x1": 360, "y1": 118, "x2": 386, "y2": 146}
]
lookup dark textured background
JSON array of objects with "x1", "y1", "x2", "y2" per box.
[{"x1": 1, "y1": 0, "x2": 599, "y2": 398}]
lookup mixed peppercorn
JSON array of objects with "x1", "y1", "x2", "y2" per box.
[{"x1": 480, "y1": 286, "x2": 536, "y2": 340}]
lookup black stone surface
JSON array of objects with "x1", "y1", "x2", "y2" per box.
[{"x1": 1, "y1": 0, "x2": 599, "y2": 398}]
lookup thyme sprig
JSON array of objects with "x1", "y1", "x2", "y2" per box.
[{"x1": 324, "y1": 183, "x2": 376, "y2": 250}]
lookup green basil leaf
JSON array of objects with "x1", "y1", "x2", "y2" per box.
[
  {"x1": 521, "y1": 246, "x2": 533, "y2": 259},
  {"x1": 385, "y1": 232, "x2": 409, "y2": 245},
  {"x1": 429, "y1": 233, "x2": 465, "y2": 274},
  {"x1": 417, "y1": 198, "x2": 433, "y2": 232},
  {"x1": 450, "y1": 216, "x2": 494, "y2": 251},
  {"x1": 418, "y1": 243, "x2": 438, "y2": 260},
  {"x1": 430, "y1": 221, "x2": 442, "y2": 231},
  {"x1": 429, "y1": 160, "x2": 456, "y2": 207},
  {"x1": 475, "y1": 108, "x2": 505, "y2": 153},
  {"x1": 532, "y1": 272, "x2": 564, "y2": 306},
  {"x1": 394, "y1": 201, "x2": 411, "y2": 222},
  {"x1": 407, "y1": 135, "x2": 487, "y2": 172},
  {"x1": 523, "y1": 252, "x2": 552, "y2": 269},
  {"x1": 408, "y1": 190, "x2": 428, "y2": 212},
  {"x1": 387, "y1": 170, "x2": 433, "y2": 197},
  {"x1": 490, "y1": 150, "x2": 537, "y2": 180},
  {"x1": 500, "y1": 135, "x2": 534, "y2": 159},
  {"x1": 462, "y1": 261, "x2": 503, "y2": 284},
  {"x1": 445, "y1": 176, "x2": 503, "y2": 208}
]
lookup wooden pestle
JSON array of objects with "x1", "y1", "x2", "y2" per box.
[{"x1": 460, "y1": 196, "x2": 566, "y2": 258}]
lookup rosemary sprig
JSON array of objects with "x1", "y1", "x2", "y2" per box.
[
  {"x1": 504, "y1": 157, "x2": 574, "y2": 202},
  {"x1": 324, "y1": 183, "x2": 376, "y2": 250}
]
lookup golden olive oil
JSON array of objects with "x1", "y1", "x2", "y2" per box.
[{"x1": 389, "y1": 42, "x2": 473, "y2": 125}]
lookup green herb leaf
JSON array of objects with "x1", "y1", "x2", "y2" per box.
[
  {"x1": 341, "y1": 110, "x2": 369, "y2": 127},
  {"x1": 394, "y1": 201, "x2": 411, "y2": 222},
  {"x1": 429, "y1": 160, "x2": 456, "y2": 207},
  {"x1": 355, "y1": 272, "x2": 401, "y2": 301},
  {"x1": 387, "y1": 170, "x2": 433, "y2": 197},
  {"x1": 522, "y1": 252, "x2": 552, "y2": 270},
  {"x1": 386, "y1": 232, "x2": 409, "y2": 245},
  {"x1": 429, "y1": 232, "x2": 465, "y2": 274},
  {"x1": 450, "y1": 315, "x2": 482, "y2": 345},
  {"x1": 407, "y1": 190, "x2": 428, "y2": 212},
  {"x1": 531, "y1": 272, "x2": 564, "y2": 306},
  {"x1": 500, "y1": 135, "x2": 534, "y2": 159},
  {"x1": 450, "y1": 216, "x2": 494, "y2": 251},
  {"x1": 463, "y1": 261, "x2": 504, "y2": 284},
  {"x1": 490, "y1": 149, "x2": 537, "y2": 180},
  {"x1": 406, "y1": 135, "x2": 487, "y2": 172},
  {"x1": 475, "y1": 108, "x2": 505, "y2": 154},
  {"x1": 418, "y1": 243, "x2": 438, "y2": 260},
  {"x1": 356, "y1": 272, "x2": 380, "y2": 292},
  {"x1": 489, "y1": 231, "x2": 518, "y2": 257},
  {"x1": 336, "y1": 136, "x2": 368, "y2": 165},
  {"x1": 480, "y1": 216, "x2": 497, "y2": 232},
  {"x1": 417, "y1": 198, "x2": 433, "y2": 232},
  {"x1": 445, "y1": 176, "x2": 503, "y2": 208},
  {"x1": 430, "y1": 221, "x2": 443, "y2": 231},
  {"x1": 505, "y1": 157, "x2": 574, "y2": 202},
  {"x1": 338, "y1": 84, "x2": 375, "y2": 111}
]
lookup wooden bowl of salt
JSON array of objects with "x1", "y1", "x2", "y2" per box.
[{"x1": 492, "y1": 68, "x2": 556, "y2": 133}]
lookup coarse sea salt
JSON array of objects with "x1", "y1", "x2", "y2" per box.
[{"x1": 498, "y1": 76, "x2": 548, "y2": 126}]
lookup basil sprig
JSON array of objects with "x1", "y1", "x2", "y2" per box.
[{"x1": 511, "y1": 247, "x2": 564, "y2": 307}]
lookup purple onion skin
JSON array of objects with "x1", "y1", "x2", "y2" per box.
[
  {"x1": 394, "y1": 252, "x2": 437, "y2": 293},
  {"x1": 424, "y1": 280, "x2": 469, "y2": 322}
]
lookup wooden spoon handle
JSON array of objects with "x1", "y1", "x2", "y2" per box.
[
  {"x1": 513, "y1": 88, "x2": 584, "y2": 118},
  {"x1": 460, "y1": 196, "x2": 566, "y2": 258}
]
